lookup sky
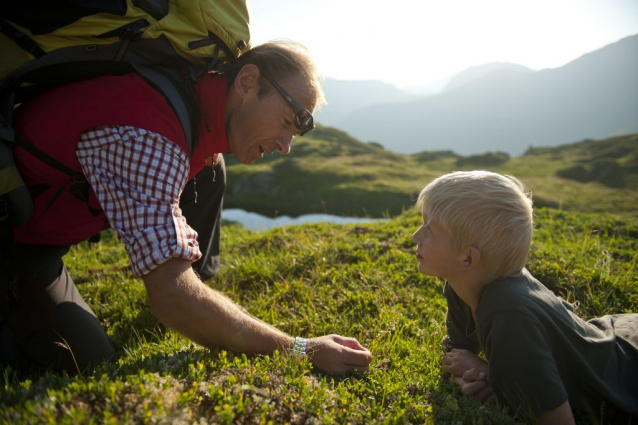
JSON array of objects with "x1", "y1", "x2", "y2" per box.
[{"x1": 248, "y1": 0, "x2": 638, "y2": 90}]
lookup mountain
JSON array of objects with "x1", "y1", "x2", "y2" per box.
[
  {"x1": 314, "y1": 78, "x2": 417, "y2": 128},
  {"x1": 442, "y1": 62, "x2": 533, "y2": 92},
  {"x1": 334, "y1": 34, "x2": 638, "y2": 155},
  {"x1": 400, "y1": 77, "x2": 449, "y2": 96}
]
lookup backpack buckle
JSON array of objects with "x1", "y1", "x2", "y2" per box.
[
  {"x1": 70, "y1": 175, "x2": 89, "y2": 202},
  {"x1": 72, "y1": 175, "x2": 86, "y2": 184}
]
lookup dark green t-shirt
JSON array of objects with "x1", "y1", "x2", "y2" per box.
[{"x1": 444, "y1": 269, "x2": 638, "y2": 421}]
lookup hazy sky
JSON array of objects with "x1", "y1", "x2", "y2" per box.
[{"x1": 248, "y1": 0, "x2": 638, "y2": 89}]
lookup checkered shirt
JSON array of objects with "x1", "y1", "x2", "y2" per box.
[{"x1": 76, "y1": 125, "x2": 201, "y2": 277}]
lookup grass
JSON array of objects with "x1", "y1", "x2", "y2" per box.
[{"x1": 1, "y1": 206, "x2": 636, "y2": 424}]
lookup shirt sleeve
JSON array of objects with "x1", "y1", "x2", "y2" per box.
[
  {"x1": 443, "y1": 283, "x2": 481, "y2": 353},
  {"x1": 482, "y1": 310, "x2": 568, "y2": 415},
  {"x1": 77, "y1": 125, "x2": 201, "y2": 276}
]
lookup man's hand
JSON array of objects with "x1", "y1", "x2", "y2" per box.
[
  {"x1": 456, "y1": 368, "x2": 496, "y2": 403},
  {"x1": 307, "y1": 334, "x2": 372, "y2": 375}
]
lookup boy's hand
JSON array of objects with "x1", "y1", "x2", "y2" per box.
[
  {"x1": 442, "y1": 348, "x2": 488, "y2": 377},
  {"x1": 458, "y1": 368, "x2": 496, "y2": 403}
]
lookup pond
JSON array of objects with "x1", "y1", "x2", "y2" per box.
[{"x1": 223, "y1": 208, "x2": 385, "y2": 231}]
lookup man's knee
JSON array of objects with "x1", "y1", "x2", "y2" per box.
[
  {"x1": 0, "y1": 303, "x2": 116, "y2": 373},
  {"x1": 55, "y1": 302, "x2": 117, "y2": 371},
  {"x1": 1, "y1": 246, "x2": 115, "y2": 373}
]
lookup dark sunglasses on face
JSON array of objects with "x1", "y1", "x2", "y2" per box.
[{"x1": 262, "y1": 76, "x2": 315, "y2": 136}]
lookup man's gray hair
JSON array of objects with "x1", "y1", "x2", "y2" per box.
[{"x1": 219, "y1": 39, "x2": 326, "y2": 111}]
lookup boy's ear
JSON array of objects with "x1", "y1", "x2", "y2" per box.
[
  {"x1": 460, "y1": 246, "x2": 481, "y2": 270},
  {"x1": 234, "y1": 64, "x2": 260, "y2": 98}
]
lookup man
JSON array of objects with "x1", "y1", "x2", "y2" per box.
[{"x1": 0, "y1": 40, "x2": 373, "y2": 375}]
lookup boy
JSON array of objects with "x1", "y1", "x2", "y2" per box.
[{"x1": 412, "y1": 171, "x2": 637, "y2": 424}]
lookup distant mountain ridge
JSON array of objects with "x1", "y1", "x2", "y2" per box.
[
  {"x1": 316, "y1": 63, "x2": 527, "y2": 130},
  {"x1": 442, "y1": 62, "x2": 533, "y2": 92},
  {"x1": 328, "y1": 34, "x2": 638, "y2": 155},
  {"x1": 315, "y1": 78, "x2": 416, "y2": 126}
]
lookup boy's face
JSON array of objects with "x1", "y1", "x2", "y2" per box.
[{"x1": 412, "y1": 210, "x2": 462, "y2": 280}]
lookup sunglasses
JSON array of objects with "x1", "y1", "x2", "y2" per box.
[{"x1": 263, "y1": 76, "x2": 315, "y2": 136}]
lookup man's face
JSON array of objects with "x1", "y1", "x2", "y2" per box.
[
  {"x1": 412, "y1": 210, "x2": 462, "y2": 280},
  {"x1": 227, "y1": 73, "x2": 314, "y2": 165}
]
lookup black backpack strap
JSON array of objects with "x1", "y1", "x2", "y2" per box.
[
  {"x1": 3, "y1": 64, "x2": 201, "y2": 225},
  {"x1": 11, "y1": 131, "x2": 101, "y2": 215},
  {"x1": 12, "y1": 132, "x2": 79, "y2": 177},
  {"x1": 131, "y1": 64, "x2": 200, "y2": 157},
  {"x1": 0, "y1": 18, "x2": 45, "y2": 58}
]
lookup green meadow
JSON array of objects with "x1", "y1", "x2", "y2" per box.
[{"x1": 1, "y1": 130, "x2": 637, "y2": 424}]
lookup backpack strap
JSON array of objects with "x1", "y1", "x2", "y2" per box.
[
  {"x1": 0, "y1": 18, "x2": 45, "y2": 58},
  {"x1": 10, "y1": 130, "x2": 102, "y2": 216},
  {"x1": 1, "y1": 30, "x2": 203, "y2": 150},
  {"x1": 131, "y1": 64, "x2": 200, "y2": 157},
  {"x1": 2, "y1": 62, "x2": 201, "y2": 159},
  {"x1": 11, "y1": 131, "x2": 78, "y2": 177},
  {"x1": 0, "y1": 115, "x2": 32, "y2": 227}
]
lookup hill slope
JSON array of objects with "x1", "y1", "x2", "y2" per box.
[{"x1": 224, "y1": 128, "x2": 638, "y2": 219}]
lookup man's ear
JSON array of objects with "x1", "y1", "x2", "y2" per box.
[
  {"x1": 233, "y1": 64, "x2": 260, "y2": 98},
  {"x1": 460, "y1": 246, "x2": 481, "y2": 270}
]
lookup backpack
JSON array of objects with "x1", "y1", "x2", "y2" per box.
[{"x1": 0, "y1": 0, "x2": 250, "y2": 232}]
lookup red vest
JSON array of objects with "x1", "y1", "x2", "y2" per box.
[{"x1": 13, "y1": 73, "x2": 230, "y2": 245}]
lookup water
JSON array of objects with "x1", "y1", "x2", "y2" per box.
[{"x1": 223, "y1": 208, "x2": 384, "y2": 231}]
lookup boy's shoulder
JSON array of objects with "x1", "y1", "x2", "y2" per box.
[{"x1": 477, "y1": 269, "x2": 569, "y2": 319}]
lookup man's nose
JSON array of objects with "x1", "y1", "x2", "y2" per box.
[{"x1": 275, "y1": 136, "x2": 292, "y2": 154}]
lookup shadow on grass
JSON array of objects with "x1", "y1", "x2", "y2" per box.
[
  {"x1": 429, "y1": 373, "x2": 520, "y2": 424},
  {"x1": 104, "y1": 310, "x2": 174, "y2": 364}
]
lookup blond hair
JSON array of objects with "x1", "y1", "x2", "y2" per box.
[
  {"x1": 417, "y1": 171, "x2": 533, "y2": 281},
  {"x1": 219, "y1": 39, "x2": 326, "y2": 111}
]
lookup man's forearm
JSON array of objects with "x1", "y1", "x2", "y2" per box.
[{"x1": 143, "y1": 258, "x2": 293, "y2": 355}]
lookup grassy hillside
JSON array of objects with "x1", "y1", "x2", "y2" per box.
[
  {"x1": 1, "y1": 208, "x2": 636, "y2": 423},
  {"x1": 224, "y1": 128, "x2": 638, "y2": 219}
]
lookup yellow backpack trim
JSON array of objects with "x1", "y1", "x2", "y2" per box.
[{"x1": 0, "y1": 0, "x2": 251, "y2": 79}]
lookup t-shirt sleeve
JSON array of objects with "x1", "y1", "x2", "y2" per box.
[
  {"x1": 444, "y1": 283, "x2": 481, "y2": 353},
  {"x1": 77, "y1": 126, "x2": 201, "y2": 276},
  {"x1": 482, "y1": 310, "x2": 568, "y2": 415}
]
